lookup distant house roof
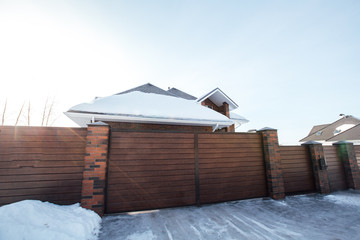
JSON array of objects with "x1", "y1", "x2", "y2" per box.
[
  {"x1": 197, "y1": 88, "x2": 238, "y2": 111},
  {"x1": 300, "y1": 115, "x2": 360, "y2": 142},
  {"x1": 327, "y1": 123, "x2": 360, "y2": 141},
  {"x1": 167, "y1": 88, "x2": 197, "y2": 100}
]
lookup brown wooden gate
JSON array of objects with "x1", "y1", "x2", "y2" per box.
[
  {"x1": 106, "y1": 130, "x2": 268, "y2": 213},
  {"x1": 280, "y1": 146, "x2": 315, "y2": 194},
  {"x1": 197, "y1": 133, "x2": 267, "y2": 204},
  {"x1": 324, "y1": 146, "x2": 347, "y2": 191},
  {"x1": 106, "y1": 131, "x2": 196, "y2": 213}
]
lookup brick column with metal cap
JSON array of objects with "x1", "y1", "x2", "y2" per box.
[
  {"x1": 81, "y1": 121, "x2": 110, "y2": 216},
  {"x1": 302, "y1": 141, "x2": 330, "y2": 194},
  {"x1": 333, "y1": 141, "x2": 360, "y2": 190},
  {"x1": 258, "y1": 127, "x2": 285, "y2": 199}
]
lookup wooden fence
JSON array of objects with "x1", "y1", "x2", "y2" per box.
[
  {"x1": 0, "y1": 126, "x2": 87, "y2": 206},
  {"x1": 280, "y1": 146, "x2": 315, "y2": 194},
  {"x1": 1, "y1": 126, "x2": 359, "y2": 214},
  {"x1": 355, "y1": 145, "x2": 360, "y2": 167},
  {"x1": 324, "y1": 146, "x2": 347, "y2": 192}
]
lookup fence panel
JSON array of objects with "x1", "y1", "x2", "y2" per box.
[
  {"x1": 198, "y1": 133, "x2": 267, "y2": 204},
  {"x1": 106, "y1": 131, "x2": 196, "y2": 213},
  {"x1": 324, "y1": 146, "x2": 347, "y2": 191},
  {"x1": 0, "y1": 126, "x2": 87, "y2": 206},
  {"x1": 355, "y1": 145, "x2": 360, "y2": 168},
  {"x1": 280, "y1": 146, "x2": 315, "y2": 194}
]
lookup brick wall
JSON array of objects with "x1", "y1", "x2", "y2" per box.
[{"x1": 81, "y1": 122, "x2": 110, "y2": 216}]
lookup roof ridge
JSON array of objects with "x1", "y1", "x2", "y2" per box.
[{"x1": 300, "y1": 116, "x2": 360, "y2": 142}]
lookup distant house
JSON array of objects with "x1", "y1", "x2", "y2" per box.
[
  {"x1": 300, "y1": 115, "x2": 360, "y2": 144},
  {"x1": 65, "y1": 83, "x2": 249, "y2": 132}
]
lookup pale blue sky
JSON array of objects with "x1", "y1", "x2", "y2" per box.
[{"x1": 0, "y1": 0, "x2": 359, "y2": 144}]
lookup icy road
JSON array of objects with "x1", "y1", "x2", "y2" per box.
[{"x1": 99, "y1": 190, "x2": 360, "y2": 240}]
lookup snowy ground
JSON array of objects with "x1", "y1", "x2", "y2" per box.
[
  {"x1": 99, "y1": 190, "x2": 360, "y2": 240},
  {"x1": 0, "y1": 200, "x2": 101, "y2": 240}
]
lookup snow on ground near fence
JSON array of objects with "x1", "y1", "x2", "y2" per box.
[
  {"x1": 0, "y1": 200, "x2": 101, "y2": 240},
  {"x1": 99, "y1": 190, "x2": 360, "y2": 240}
]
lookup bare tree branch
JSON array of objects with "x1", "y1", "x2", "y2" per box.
[
  {"x1": 41, "y1": 97, "x2": 49, "y2": 126},
  {"x1": 45, "y1": 98, "x2": 55, "y2": 126},
  {"x1": 1, "y1": 99, "x2": 7, "y2": 126},
  {"x1": 15, "y1": 102, "x2": 25, "y2": 126},
  {"x1": 27, "y1": 101, "x2": 31, "y2": 126}
]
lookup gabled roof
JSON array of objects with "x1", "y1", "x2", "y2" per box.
[
  {"x1": 300, "y1": 115, "x2": 360, "y2": 142},
  {"x1": 197, "y1": 88, "x2": 238, "y2": 111},
  {"x1": 307, "y1": 124, "x2": 330, "y2": 136},
  {"x1": 116, "y1": 83, "x2": 176, "y2": 97},
  {"x1": 167, "y1": 88, "x2": 197, "y2": 100}
]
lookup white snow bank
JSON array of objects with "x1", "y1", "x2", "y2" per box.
[
  {"x1": 325, "y1": 191, "x2": 360, "y2": 207},
  {"x1": 0, "y1": 200, "x2": 101, "y2": 240}
]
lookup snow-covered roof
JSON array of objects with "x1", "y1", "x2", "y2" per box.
[
  {"x1": 197, "y1": 88, "x2": 238, "y2": 111},
  {"x1": 65, "y1": 91, "x2": 234, "y2": 129}
]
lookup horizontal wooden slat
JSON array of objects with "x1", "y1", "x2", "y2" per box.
[
  {"x1": 0, "y1": 186, "x2": 81, "y2": 197},
  {"x1": 0, "y1": 173, "x2": 83, "y2": 183},
  {"x1": 198, "y1": 133, "x2": 261, "y2": 140},
  {"x1": 111, "y1": 138, "x2": 194, "y2": 144},
  {"x1": 0, "y1": 166, "x2": 83, "y2": 176},
  {"x1": 111, "y1": 132, "x2": 193, "y2": 139},
  {"x1": 0, "y1": 160, "x2": 84, "y2": 168},
  {"x1": 109, "y1": 174, "x2": 195, "y2": 183},
  {"x1": 0, "y1": 180, "x2": 82, "y2": 190},
  {"x1": 198, "y1": 147, "x2": 262, "y2": 154},
  {"x1": 0, "y1": 193, "x2": 81, "y2": 206},
  {"x1": 107, "y1": 196, "x2": 195, "y2": 213},
  {"x1": 200, "y1": 188, "x2": 267, "y2": 204},
  {"x1": 110, "y1": 148, "x2": 194, "y2": 155}
]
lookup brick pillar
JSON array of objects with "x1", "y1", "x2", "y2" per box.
[
  {"x1": 333, "y1": 141, "x2": 360, "y2": 190},
  {"x1": 258, "y1": 128, "x2": 285, "y2": 199},
  {"x1": 302, "y1": 141, "x2": 330, "y2": 194},
  {"x1": 81, "y1": 122, "x2": 110, "y2": 216}
]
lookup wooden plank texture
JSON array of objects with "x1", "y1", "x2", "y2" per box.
[
  {"x1": 106, "y1": 131, "x2": 196, "y2": 213},
  {"x1": 280, "y1": 146, "x2": 315, "y2": 194},
  {"x1": 355, "y1": 145, "x2": 360, "y2": 169},
  {"x1": 324, "y1": 146, "x2": 347, "y2": 191},
  {"x1": 198, "y1": 133, "x2": 267, "y2": 204},
  {"x1": 0, "y1": 126, "x2": 86, "y2": 206}
]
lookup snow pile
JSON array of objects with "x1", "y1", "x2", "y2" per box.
[
  {"x1": 0, "y1": 200, "x2": 101, "y2": 240},
  {"x1": 325, "y1": 190, "x2": 360, "y2": 207}
]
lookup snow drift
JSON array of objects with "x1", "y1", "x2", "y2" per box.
[{"x1": 0, "y1": 200, "x2": 101, "y2": 240}]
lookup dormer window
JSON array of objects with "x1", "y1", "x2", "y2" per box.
[
  {"x1": 316, "y1": 131, "x2": 323, "y2": 136},
  {"x1": 333, "y1": 129, "x2": 341, "y2": 134}
]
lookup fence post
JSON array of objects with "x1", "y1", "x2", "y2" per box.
[
  {"x1": 333, "y1": 141, "x2": 360, "y2": 190},
  {"x1": 302, "y1": 141, "x2": 330, "y2": 194},
  {"x1": 258, "y1": 128, "x2": 285, "y2": 199},
  {"x1": 81, "y1": 122, "x2": 110, "y2": 216}
]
